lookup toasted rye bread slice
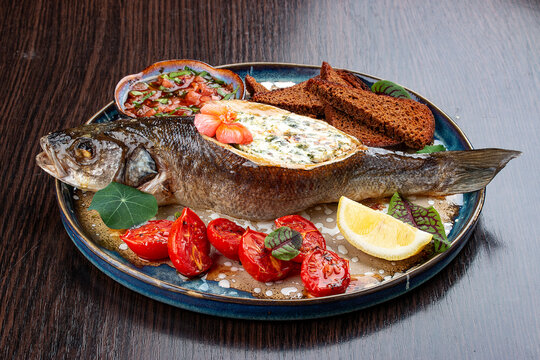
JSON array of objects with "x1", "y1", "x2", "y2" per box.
[
  {"x1": 320, "y1": 62, "x2": 401, "y2": 147},
  {"x1": 319, "y1": 62, "x2": 371, "y2": 91},
  {"x1": 245, "y1": 75, "x2": 269, "y2": 96},
  {"x1": 307, "y1": 78, "x2": 435, "y2": 149},
  {"x1": 324, "y1": 106, "x2": 401, "y2": 147},
  {"x1": 250, "y1": 79, "x2": 325, "y2": 118},
  {"x1": 335, "y1": 70, "x2": 371, "y2": 91}
]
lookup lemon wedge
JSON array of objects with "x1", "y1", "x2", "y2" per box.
[{"x1": 336, "y1": 196, "x2": 432, "y2": 261}]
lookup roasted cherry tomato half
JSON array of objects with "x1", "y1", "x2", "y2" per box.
[
  {"x1": 238, "y1": 228, "x2": 293, "y2": 282},
  {"x1": 207, "y1": 218, "x2": 245, "y2": 260},
  {"x1": 301, "y1": 249, "x2": 350, "y2": 297},
  {"x1": 120, "y1": 220, "x2": 172, "y2": 260},
  {"x1": 275, "y1": 215, "x2": 326, "y2": 263},
  {"x1": 168, "y1": 208, "x2": 213, "y2": 277}
]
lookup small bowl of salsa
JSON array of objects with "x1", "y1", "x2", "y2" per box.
[{"x1": 114, "y1": 59, "x2": 245, "y2": 118}]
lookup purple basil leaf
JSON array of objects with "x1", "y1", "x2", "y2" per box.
[
  {"x1": 264, "y1": 227, "x2": 302, "y2": 261},
  {"x1": 388, "y1": 192, "x2": 451, "y2": 253}
]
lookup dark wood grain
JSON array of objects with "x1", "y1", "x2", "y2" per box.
[{"x1": 1, "y1": 0, "x2": 539, "y2": 359}]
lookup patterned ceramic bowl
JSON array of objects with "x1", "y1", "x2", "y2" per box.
[{"x1": 114, "y1": 59, "x2": 245, "y2": 118}]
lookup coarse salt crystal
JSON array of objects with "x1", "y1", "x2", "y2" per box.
[
  {"x1": 281, "y1": 287, "x2": 298, "y2": 296},
  {"x1": 338, "y1": 245, "x2": 348, "y2": 255},
  {"x1": 218, "y1": 280, "x2": 230, "y2": 288}
]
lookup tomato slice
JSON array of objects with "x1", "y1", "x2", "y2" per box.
[
  {"x1": 185, "y1": 90, "x2": 202, "y2": 105},
  {"x1": 238, "y1": 228, "x2": 293, "y2": 282},
  {"x1": 216, "y1": 123, "x2": 253, "y2": 144},
  {"x1": 301, "y1": 249, "x2": 350, "y2": 297},
  {"x1": 168, "y1": 208, "x2": 213, "y2": 277},
  {"x1": 275, "y1": 215, "x2": 326, "y2": 263},
  {"x1": 120, "y1": 220, "x2": 172, "y2": 260},
  {"x1": 200, "y1": 102, "x2": 228, "y2": 116},
  {"x1": 194, "y1": 114, "x2": 222, "y2": 137},
  {"x1": 207, "y1": 218, "x2": 245, "y2": 260}
]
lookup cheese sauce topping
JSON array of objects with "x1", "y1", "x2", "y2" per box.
[{"x1": 234, "y1": 112, "x2": 356, "y2": 165}]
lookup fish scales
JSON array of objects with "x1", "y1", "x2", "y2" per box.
[{"x1": 36, "y1": 101, "x2": 520, "y2": 220}]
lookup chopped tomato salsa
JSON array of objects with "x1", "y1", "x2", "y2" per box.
[{"x1": 123, "y1": 66, "x2": 238, "y2": 118}]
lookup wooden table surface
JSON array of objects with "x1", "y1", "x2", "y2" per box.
[{"x1": 1, "y1": 0, "x2": 539, "y2": 358}]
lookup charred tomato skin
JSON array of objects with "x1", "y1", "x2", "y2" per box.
[
  {"x1": 275, "y1": 215, "x2": 326, "y2": 263},
  {"x1": 121, "y1": 220, "x2": 172, "y2": 260},
  {"x1": 301, "y1": 249, "x2": 350, "y2": 297},
  {"x1": 239, "y1": 228, "x2": 293, "y2": 283},
  {"x1": 168, "y1": 208, "x2": 213, "y2": 277},
  {"x1": 207, "y1": 218, "x2": 245, "y2": 261}
]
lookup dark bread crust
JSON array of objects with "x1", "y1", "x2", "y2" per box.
[
  {"x1": 251, "y1": 79, "x2": 324, "y2": 117},
  {"x1": 320, "y1": 62, "x2": 400, "y2": 147},
  {"x1": 324, "y1": 106, "x2": 401, "y2": 147},
  {"x1": 320, "y1": 62, "x2": 353, "y2": 88},
  {"x1": 308, "y1": 78, "x2": 435, "y2": 149},
  {"x1": 335, "y1": 70, "x2": 371, "y2": 91},
  {"x1": 245, "y1": 75, "x2": 269, "y2": 96}
]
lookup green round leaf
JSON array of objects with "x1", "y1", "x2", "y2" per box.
[
  {"x1": 88, "y1": 182, "x2": 158, "y2": 229},
  {"x1": 265, "y1": 227, "x2": 303, "y2": 261},
  {"x1": 371, "y1": 80, "x2": 412, "y2": 99}
]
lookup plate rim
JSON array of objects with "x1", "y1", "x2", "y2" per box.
[{"x1": 55, "y1": 62, "x2": 485, "y2": 307}]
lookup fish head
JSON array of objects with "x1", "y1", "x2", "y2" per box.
[{"x1": 36, "y1": 125, "x2": 126, "y2": 191}]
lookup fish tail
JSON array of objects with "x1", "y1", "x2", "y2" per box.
[{"x1": 431, "y1": 148, "x2": 521, "y2": 194}]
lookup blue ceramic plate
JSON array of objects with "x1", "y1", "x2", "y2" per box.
[{"x1": 56, "y1": 63, "x2": 483, "y2": 320}]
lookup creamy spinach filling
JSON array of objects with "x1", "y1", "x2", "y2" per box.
[{"x1": 234, "y1": 112, "x2": 355, "y2": 165}]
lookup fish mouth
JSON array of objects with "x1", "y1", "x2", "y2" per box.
[{"x1": 36, "y1": 137, "x2": 68, "y2": 179}]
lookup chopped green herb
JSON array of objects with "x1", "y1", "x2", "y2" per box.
[
  {"x1": 168, "y1": 106, "x2": 192, "y2": 115},
  {"x1": 157, "y1": 98, "x2": 169, "y2": 104},
  {"x1": 133, "y1": 91, "x2": 156, "y2": 106},
  {"x1": 216, "y1": 88, "x2": 228, "y2": 97},
  {"x1": 130, "y1": 90, "x2": 144, "y2": 96},
  {"x1": 223, "y1": 86, "x2": 239, "y2": 100},
  {"x1": 183, "y1": 66, "x2": 196, "y2": 74},
  {"x1": 169, "y1": 70, "x2": 191, "y2": 78}
]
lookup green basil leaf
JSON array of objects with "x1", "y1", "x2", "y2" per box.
[
  {"x1": 416, "y1": 144, "x2": 447, "y2": 153},
  {"x1": 264, "y1": 227, "x2": 302, "y2": 261},
  {"x1": 387, "y1": 192, "x2": 451, "y2": 253},
  {"x1": 371, "y1": 80, "x2": 412, "y2": 99},
  {"x1": 88, "y1": 182, "x2": 158, "y2": 229}
]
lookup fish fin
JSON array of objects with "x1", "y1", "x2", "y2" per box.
[{"x1": 433, "y1": 148, "x2": 521, "y2": 194}]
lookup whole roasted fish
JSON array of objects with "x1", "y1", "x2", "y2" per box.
[{"x1": 36, "y1": 101, "x2": 519, "y2": 220}]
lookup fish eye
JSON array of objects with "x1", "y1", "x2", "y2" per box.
[{"x1": 73, "y1": 138, "x2": 95, "y2": 160}]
